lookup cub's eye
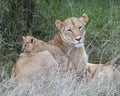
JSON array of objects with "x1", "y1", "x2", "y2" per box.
[
  {"x1": 79, "y1": 26, "x2": 82, "y2": 30},
  {"x1": 68, "y1": 29, "x2": 72, "y2": 32}
]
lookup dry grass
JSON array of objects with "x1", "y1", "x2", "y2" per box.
[{"x1": 0, "y1": 65, "x2": 120, "y2": 96}]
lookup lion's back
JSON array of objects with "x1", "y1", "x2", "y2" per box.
[{"x1": 12, "y1": 51, "x2": 59, "y2": 84}]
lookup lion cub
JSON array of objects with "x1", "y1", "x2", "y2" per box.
[{"x1": 20, "y1": 36, "x2": 64, "y2": 62}]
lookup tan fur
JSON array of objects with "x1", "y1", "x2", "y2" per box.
[
  {"x1": 12, "y1": 51, "x2": 59, "y2": 84},
  {"x1": 48, "y1": 13, "x2": 119, "y2": 80},
  {"x1": 12, "y1": 14, "x2": 89, "y2": 83},
  {"x1": 48, "y1": 13, "x2": 89, "y2": 75},
  {"x1": 84, "y1": 63, "x2": 119, "y2": 81},
  {"x1": 21, "y1": 36, "x2": 64, "y2": 62},
  {"x1": 12, "y1": 36, "x2": 65, "y2": 84},
  {"x1": 12, "y1": 13, "x2": 119, "y2": 83}
]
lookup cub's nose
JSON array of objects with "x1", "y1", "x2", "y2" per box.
[{"x1": 75, "y1": 37, "x2": 81, "y2": 41}]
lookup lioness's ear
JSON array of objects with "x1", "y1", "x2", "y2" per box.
[
  {"x1": 79, "y1": 13, "x2": 88, "y2": 25},
  {"x1": 55, "y1": 20, "x2": 64, "y2": 30}
]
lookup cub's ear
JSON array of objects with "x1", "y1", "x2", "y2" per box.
[
  {"x1": 79, "y1": 13, "x2": 88, "y2": 25},
  {"x1": 30, "y1": 38, "x2": 34, "y2": 43},
  {"x1": 55, "y1": 20, "x2": 64, "y2": 30}
]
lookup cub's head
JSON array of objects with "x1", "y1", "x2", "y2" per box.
[
  {"x1": 22, "y1": 36, "x2": 35, "y2": 53},
  {"x1": 55, "y1": 13, "x2": 88, "y2": 47}
]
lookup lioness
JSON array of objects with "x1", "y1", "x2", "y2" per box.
[
  {"x1": 48, "y1": 13, "x2": 89, "y2": 76},
  {"x1": 48, "y1": 13, "x2": 119, "y2": 80},
  {"x1": 21, "y1": 36, "x2": 64, "y2": 62}
]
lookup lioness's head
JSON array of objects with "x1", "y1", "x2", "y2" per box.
[
  {"x1": 22, "y1": 36, "x2": 35, "y2": 53},
  {"x1": 55, "y1": 13, "x2": 88, "y2": 47}
]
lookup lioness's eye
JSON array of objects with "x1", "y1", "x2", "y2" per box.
[
  {"x1": 68, "y1": 29, "x2": 72, "y2": 32},
  {"x1": 79, "y1": 26, "x2": 82, "y2": 30}
]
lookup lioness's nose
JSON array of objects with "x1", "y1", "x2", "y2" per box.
[{"x1": 75, "y1": 37, "x2": 81, "y2": 41}]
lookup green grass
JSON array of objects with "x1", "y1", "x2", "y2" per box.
[{"x1": 0, "y1": 0, "x2": 120, "y2": 95}]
